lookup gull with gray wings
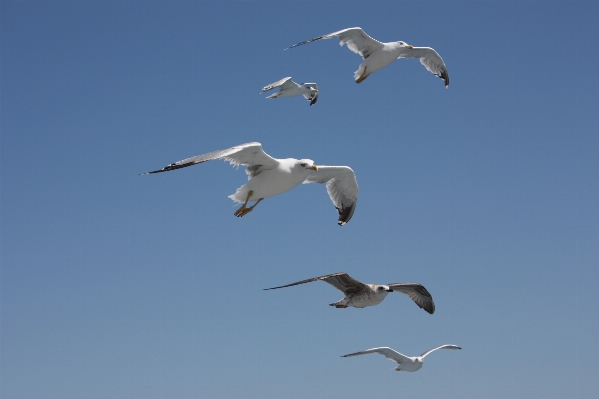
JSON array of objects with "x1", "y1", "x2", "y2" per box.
[
  {"x1": 142, "y1": 142, "x2": 358, "y2": 225},
  {"x1": 264, "y1": 272, "x2": 435, "y2": 314},
  {"x1": 260, "y1": 77, "x2": 319, "y2": 106},
  {"x1": 286, "y1": 27, "x2": 449, "y2": 87}
]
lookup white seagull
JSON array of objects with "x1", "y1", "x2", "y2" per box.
[
  {"x1": 342, "y1": 345, "x2": 461, "y2": 372},
  {"x1": 260, "y1": 77, "x2": 319, "y2": 106},
  {"x1": 286, "y1": 27, "x2": 449, "y2": 87},
  {"x1": 264, "y1": 272, "x2": 434, "y2": 314},
  {"x1": 142, "y1": 142, "x2": 358, "y2": 225}
]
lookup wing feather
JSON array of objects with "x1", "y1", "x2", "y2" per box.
[
  {"x1": 387, "y1": 283, "x2": 435, "y2": 314},
  {"x1": 260, "y1": 77, "x2": 296, "y2": 93},
  {"x1": 398, "y1": 46, "x2": 449, "y2": 87},
  {"x1": 342, "y1": 347, "x2": 411, "y2": 364},
  {"x1": 286, "y1": 27, "x2": 384, "y2": 60},
  {"x1": 420, "y1": 344, "x2": 462, "y2": 358},
  {"x1": 264, "y1": 272, "x2": 368, "y2": 295},
  {"x1": 302, "y1": 83, "x2": 319, "y2": 106},
  {"x1": 141, "y1": 142, "x2": 279, "y2": 176},
  {"x1": 303, "y1": 166, "x2": 358, "y2": 225}
]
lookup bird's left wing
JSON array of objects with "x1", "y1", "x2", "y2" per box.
[
  {"x1": 260, "y1": 77, "x2": 296, "y2": 93},
  {"x1": 342, "y1": 347, "x2": 411, "y2": 364},
  {"x1": 141, "y1": 142, "x2": 279, "y2": 176},
  {"x1": 263, "y1": 272, "x2": 367, "y2": 294},
  {"x1": 398, "y1": 47, "x2": 449, "y2": 87},
  {"x1": 286, "y1": 27, "x2": 384, "y2": 60},
  {"x1": 387, "y1": 283, "x2": 435, "y2": 314},
  {"x1": 420, "y1": 344, "x2": 461, "y2": 358},
  {"x1": 303, "y1": 166, "x2": 358, "y2": 225}
]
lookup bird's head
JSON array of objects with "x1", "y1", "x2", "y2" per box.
[
  {"x1": 398, "y1": 41, "x2": 414, "y2": 49},
  {"x1": 298, "y1": 159, "x2": 318, "y2": 171},
  {"x1": 376, "y1": 285, "x2": 393, "y2": 294},
  {"x1": 303, "y1": 83, "x2": 318, "y2": 93}
]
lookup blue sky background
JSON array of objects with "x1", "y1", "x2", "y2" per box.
[{"x1": 1, "y1": 1, "x2": 597, "y2": 398}]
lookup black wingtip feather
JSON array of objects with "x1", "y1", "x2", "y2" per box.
[
  {"x1": 337, "y1": 201, "x2": 357, "y2": 226},
  {"x1": 284, "y1": 36, "x2": 326, "y2": 51}
]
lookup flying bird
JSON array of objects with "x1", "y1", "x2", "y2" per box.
[
  {"x1": 342, "y1": 345, "x2": 461, "y2": 372},
  {"x1": 260, "y1": 77, "x2": 319, "y2": 106},
  {"x1": 141, "y1": 142, "x2": 358, "y2": 225},
  {"x1": 286, "y1": 27, "x2": 449, "y2": 87},
  {"x1": 264, "y1": 272, "x2": 434, "y2": 313}
]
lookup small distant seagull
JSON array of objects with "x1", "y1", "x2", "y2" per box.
[
  {"x1": 342, "y1": 345, "x2": 461, "y2": 372},
  {"x1": 264, "y1": 272, "x2": 434, "y2": 314},
  {"x1": 141, "y1": 142, "x2": 358, "y2": 225},
  {"x1": 260, "y1": 77, "x2": 319, "y2": 106},
  {"x1": 286, "y1": 27, "x2": 449, "y2": 87}
]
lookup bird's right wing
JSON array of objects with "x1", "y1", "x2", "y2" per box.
[
  {"x1": 420, "y1": 344, "x2": 462, "y2": 358},
  {"x1": 141, "y1": 142, "x2": 279, "y2": 177},
  {"x1": 303, "y1": 166, "x2": 358, "y2": 225},
  {"x1": 387, "y1": 283, "x2": 435, "y2": 314},
  {"x1": 302, "y1": 83, "x2": 318, "y2": 106},
  {"x1": 286, "y1": 27, "x2": 384, "y2": 60},
  {"x1": 264, "y1": 272, "x2": 368, "y2": 295},
  {"x1": 260, "y1": 77, "x2": 295, "y2": 93},
  {"x1": 398, "y1": 46, "x2": 449, "y2": 87},
  {"x1": 342, "y1": 347, "x2": 411, "y2": 364}
]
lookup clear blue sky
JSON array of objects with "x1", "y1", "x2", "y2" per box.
[{"x1": 1, "y1": 1, "x2": 597, "y2": 398}]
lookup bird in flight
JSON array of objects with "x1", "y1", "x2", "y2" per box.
[
  {"x1": 342, "y1": 344, "x2": 461, "y2": 372},
  {"x1": 142, "y1": 142, "x2": 358, "y2": 225},
  {"x1": 286, "y1": 27, "x2": 449, "y2": 87},
  {"x1": 264, "y1": 272, "x2": 435, "y2": 314},
  {"x1": 260, "y1": 77, "x2": 319, "y2": 106}
]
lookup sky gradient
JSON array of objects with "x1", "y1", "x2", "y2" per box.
[{"x1": 1, "y1": 1, "x2": 598, "y2": 398}]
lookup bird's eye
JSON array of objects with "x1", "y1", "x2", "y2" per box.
[{"x1": 300, "y1": 163, "x2": 307, "y2": 167}]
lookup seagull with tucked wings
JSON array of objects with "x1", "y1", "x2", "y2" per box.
[
  {"x1": 264, "y1": 272, "x2": 435, "y2": 314},
  {"x1": 260, "y1": 77, "x2": 319, "y2": 106},
  {"x1": 141, "y1": 142, "x2": 358, "y2": 225},
  {"x1": 286, "y1": 27, "x2": 449, "y2": 87},
  {"x1": 342, "y1": 345, "x2": 461, "y2": 372}
]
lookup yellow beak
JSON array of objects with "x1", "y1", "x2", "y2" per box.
[
  {"x1": 407, "y1": 45, "x2": 414, "y2": 49},
  {"x1": 311, "y1": 165, "x2": 318, "y2": 171}
]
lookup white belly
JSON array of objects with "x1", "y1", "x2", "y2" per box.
[
  {"x1": 401, "y1": 360, "x2": 423, "y2": 372},
  {"x1": 228, "y1": 168, "x2": 307, "y2": 203},
  {"x1": 363, "y1": 46, "x2": 399, "y2": 74}
]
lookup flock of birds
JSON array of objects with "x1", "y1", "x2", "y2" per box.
[{"x1": 143, "y1": 27, "x2": 460, "y2": 375}]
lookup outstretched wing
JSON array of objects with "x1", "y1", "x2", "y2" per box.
[
  {"x1": 342, "y1": 347, "x2": 411, "y2": 364},
  {"x1": 420, "y1": 344, "x2": 461, "y2": 358},
  {"x1": 304, "y1": 90, "x2": 318, "y2": 106},
  {"x1": 264, "y1": 272, "x2": 368, "y2": 295},
  {"x1": 260, "y1": 77, "x2": 297, "y2": 93},
  {"x1": 302, "y1": 83, "x2": 319, "y2": 106},
  {"x1": 387, "y1": 283, "x2": 435, "y2": 314},
  {"x1": 286, "y1": 27, "x2": 384, "y2": 60},
  {"x1": 141, "y1": 142, "x2": 279, "y2": 178},
  {"x1": 398, "y1": 46, "x2": 449, "y2": 87},
  {"x1": 304, "y1": 166, "x2": 358, "y2": 225}
]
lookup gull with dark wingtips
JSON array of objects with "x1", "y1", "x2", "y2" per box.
[
  {"x1": 286, "y1": 27, "x2": 449, "y2": 87},
  {"x1": 264, "y1": 272, "x2": 435, "y2": 313},
  {"x1": 260, "y1": 77, "x2": 319, "y2": 106},
  {"x1": 141, "y1": 142, "x2": 358, "y2": 225}
]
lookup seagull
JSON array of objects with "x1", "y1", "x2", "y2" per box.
[
  {"x1": 260, "y1": 77, "x2": 319, "y2": 106},
  {"x1": 141, "y1": 142, "x2": 358, "y2": 225},
  {"x1": 286, "y1": 27, "x2": 449, "y2": 87},
  {"x1": 342, "y1": 345, "x2": 461, "y2": 372},
  {"x1": 264, "y1": 272, "x2": 434, "y2": 314}
]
